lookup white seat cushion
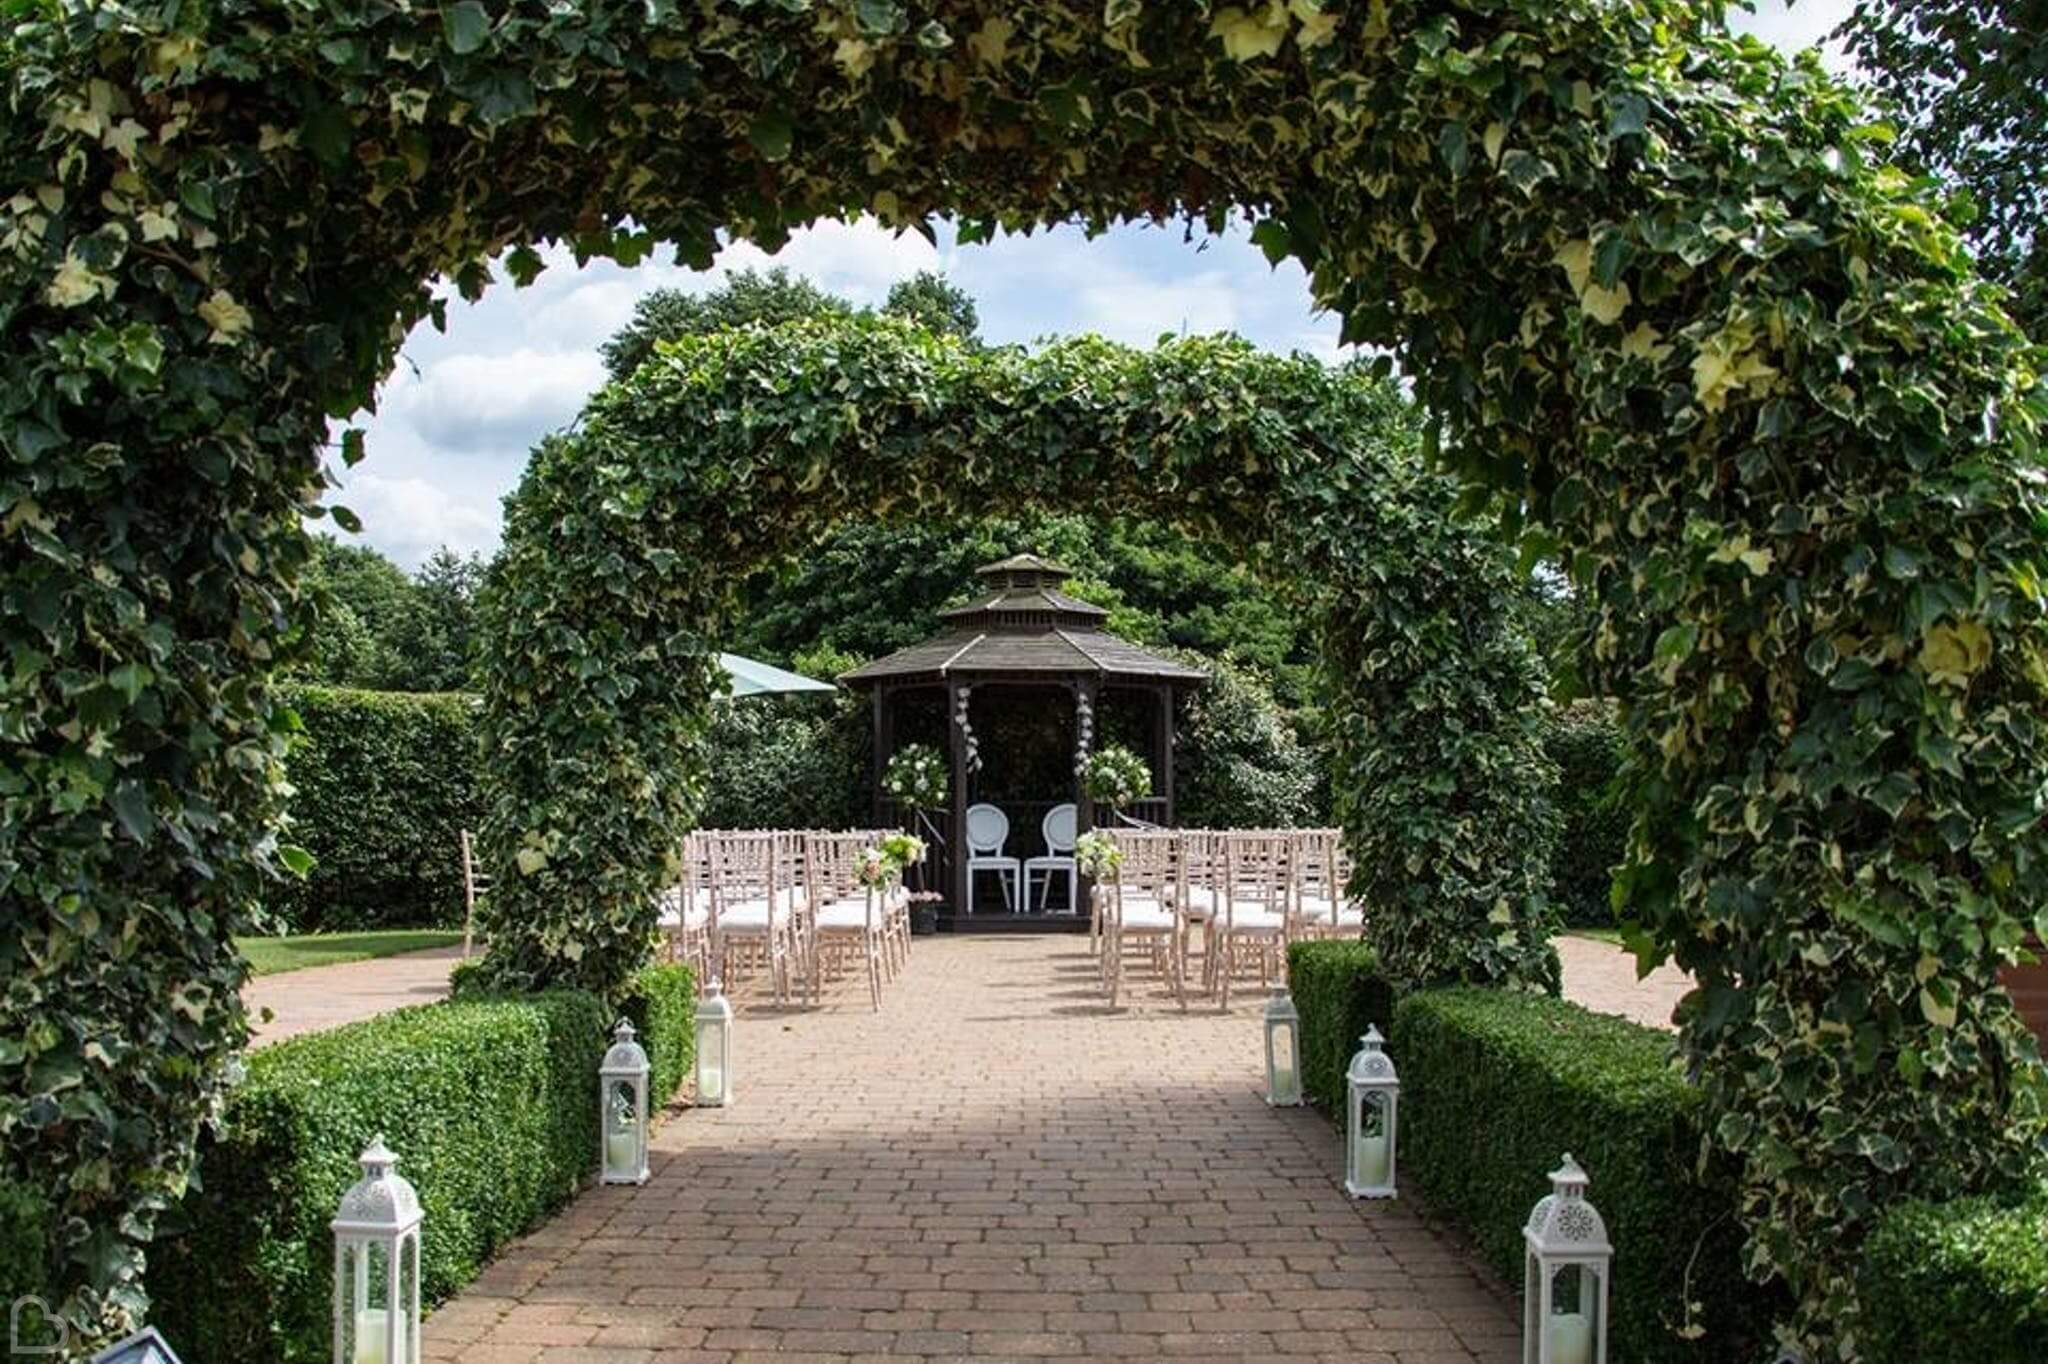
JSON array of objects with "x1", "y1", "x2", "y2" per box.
[
  {"x1": 719, "y1": 888, "x2": 801, "y2": 930},
  {"x1": 1116, "y1": 896, "x2": 1178, "y2": 930},
  {"x1": 814, "y1": 897, "x2": 878, "y2": 930},
  {"x1": 1223, "y1": 905, "x2": 1288, "y2": 932},
  {"x1": 657, "y1": 896, "x2": 709, "y2": 931},
  {"x1": 1298, "y1": 894, "x2": 1363, "y2": 925},
  {"x1": 967, "y1": 856, "x2": 1021, "y2": 872}
]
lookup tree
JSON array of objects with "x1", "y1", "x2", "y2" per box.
[
  {"x1": 1835, "y1": 0, "x2": 2047, "y2": 331},
  {"x1": 599, "y1": 266, "x2": 855, "y2": 379},
  {"x1": 293, "y1": 537, "x2": 485, "y2": 692},
  {"x1": 395, "y1": 548, "x2": 486, "y2": 692},
  {"x1": 883, "y1": 270, "x2": 981, "y2": 342}
]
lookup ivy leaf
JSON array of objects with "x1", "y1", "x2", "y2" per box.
[
  {"x1": 1437, "y1": 121, "x2": 1470, "y2": 178},
  {"x1": 330, "y1": 505, "x2": 363, "y2": 533},
  {"x1": 443, "y1": 1, "x2": 491, "y2": 55},
  {"x1": 341, "y1": 429, "x2": 366, "y2": 467},
  {"x1": 109, "y1": 782, "x2": 153, "y2": 842},
  {"x1": 1607, "y1": 92, "x2": 1649, "y2": 141},
  {"x1": 277, "y1": 844, "x2": 316, "y2": 878},
  {"x1": 749, "y1": 108, "x2": 794, "y2": 161},
  {"x1": 1250, "y1": 219, "x2": 1291, "y2": 266}
]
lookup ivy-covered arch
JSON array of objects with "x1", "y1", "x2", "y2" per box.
[
  {"x1": 475, "y1": 321, "x2": 1559, "y2": 999},
  {"x1": 5, "y1": 0, "x2": 2044, "y2": 1354}
]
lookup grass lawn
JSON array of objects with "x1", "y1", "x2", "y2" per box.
[
  {"x1": 1565, "y1": 926, "x2": 1626, "y2": 947},
  {"x1": 236, "y1": 929, "x2": 464, "y2": 977}
]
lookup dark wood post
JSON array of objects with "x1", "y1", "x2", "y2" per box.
[
  {"x1": 949, "y1": 680, "x2": 971, "y2": 915},
  {"x1": 870, "y1": 681, "x2": 892, "y2": 828},
  {"x1": 1157, "y1": 682, "x2": 1177, "y2": 825}
]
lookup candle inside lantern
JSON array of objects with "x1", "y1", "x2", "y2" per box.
[
  {"x1": 1356, "y1": 1133, "x2": 1389, "y2": 1187},
  {"x1": 1548, "y1": 1310, "x2": 1591, "y2": 1364},
  {"x1": 605, "y1": 1129, "x2": 635, "y2": 1173},
  {"x1": 354, "y1": 1307, "x2": 403, "y2": 1364},
  {"x1": 699, "y1": 1054, "x2": 724, "y2": 1103}
]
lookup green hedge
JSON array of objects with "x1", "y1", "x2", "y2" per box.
[
  {"x1": 1285, "y1": 940, "x2": 1398, "y2": 1113},
  {"x1": 621, "y1": 963, "x2": 697, "y2": 1109},
  {"x1": 146, "y1": 990, "x2": 609, "y2": 1361},
  {"x1": 1859, "y1": 1190, "x2": 2048, "y2": 1363},
  {"x1": 272, "y1": 686, "x2": 484, "y2": 932},
  {"x1": 1392, "y1": 988, "x2": 1780, "y2": 1361},
  {"x1": 1542, "y1": 700, "x2": 1628, "y2": 929}
]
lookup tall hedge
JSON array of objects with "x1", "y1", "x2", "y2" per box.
[
  {"x1": 146, "y1": 990, "x2": 610, "y2": 1362},
  {"x1": 1542, "y1": 700, "x2": 1628, "y2": 930},
  {"x1": 272, "y1": 687, "x2": 484, "y2": 932},
  {"x1": 1284, "y1": 940, "x2": 1399, "y2": 1113},
  {"x1": 1392, "y1": 988, "x2": 1781, "y2": 1361},
  {"x1": 1858, "y1": 1190, "x2": 2048, "y2": 1363}
]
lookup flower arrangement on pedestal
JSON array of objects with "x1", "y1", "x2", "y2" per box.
[
  {"x1": 1081, "y1": 744, "x2": 1153, "y2": 820},
  {"x1": 1074, "y1": 830, "x2": 1124, "y2": 879}
]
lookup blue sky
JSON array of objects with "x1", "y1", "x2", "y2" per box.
[{"x1": 340, "y1": 1, "x2": 1854, "y2": 568}]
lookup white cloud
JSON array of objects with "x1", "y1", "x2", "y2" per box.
[
  {"x1": 396, "y1": 347, "x2": 607, "y2": 454},
  {"x1": 332, "y1": 472, "x2": 509, "y2": 565}
]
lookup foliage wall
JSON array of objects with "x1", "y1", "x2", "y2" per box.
[
  {"x1": 4, "y1": 1, "x2": 2044, "y2": 1353},
  {"x1": 270, "y1": 686, "x2": 484, "y2": 932},
  {"x1": 1175, "y1": 652, "x2": 1323, "y2": 828},
  {"x1": 1542, "y1": 699, "x2": 1628, "y2": 930}
]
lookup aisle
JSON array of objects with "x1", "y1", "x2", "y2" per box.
[{"x1": 428, "y1": 936, "x2": 1519, "y2": 1362}]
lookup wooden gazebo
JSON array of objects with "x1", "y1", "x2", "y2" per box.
[{"x1": 841, "y1": 554, "x2": 1207, "y2": 924}]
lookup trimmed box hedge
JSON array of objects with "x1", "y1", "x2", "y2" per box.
[
  {"x1": 145, "y1": 966, "x2": 692, "y2": 1362},
  {"x1": 621, "y1": 961, "x2": 698, "y2": 1109},
  {"x1": 271, "y1": 686, "x2": 485, "y2": 932},
  {"x1": 1285, "y1": 939, "x2": 1398, "y2": 1113},
  {"x1": 1858, "y1": 1189, "x2": 2048, "y2": 1363},
  {"x1": 1392, "y1": 988, "x2": 1781, "y2": 1361}
]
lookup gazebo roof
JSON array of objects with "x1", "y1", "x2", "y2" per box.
[{"x1": 840, "y1": 554, "x2": 1209, "y2": 687}]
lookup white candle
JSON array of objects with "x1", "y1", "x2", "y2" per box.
[
  {"x1": 699, "y1": 1058, "x2": 724, "y2": 1103},
  {"x1": 1548, "y1": 1310, "x2": 1591, "y2": 1364},
  {"x1": 354, "y1": 1307, "x2": 403, "y2": 1364},
  {"x1": 605, "y1": 1129, "x2": 636, "y2": 1173},
  {"x1": 1356, "y1": 1133, "x2": 1389, "y2": 1187},
  {"x1": 1273, "y1": 1064, "x2": 1295, "y2": 1094}
]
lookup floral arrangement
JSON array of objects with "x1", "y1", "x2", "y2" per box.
[
  {"x1": 855, "y1": 831, "x2": 928, "y2": 890},
  {"x1": 882, "y1": 743, "x2": 949, "y2": 810},
  {"x1": 1074, "y1": 831, "x2": 1124, "y2": 879},
  {"x1": 1080, "y1": 744, "x2": 1153, "y2": 811},
  {"x1": 878, "y1": 831, "x2": 926, "y2": 867}
]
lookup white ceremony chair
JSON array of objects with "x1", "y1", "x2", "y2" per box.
[
  {"x1": 1098, "y1": 829, "x2": 1185, "y2": 1010},
  {"x1": 708, "y1": 831, "x2": 803, "y2": 1004},
  {"x1": 804, "y1": 832, "x2": 895, "y2": 1011},
  {"x1": 1212, "y1": 831, "x2": 1292, "y2": 1009},
  {"x1": 1024, "y1": 802, "x2": 1078, "y2": 913},
  {"x1": 1292, "y1": 828, "x2": 1364, "y2": 939},
  {"x1": 963, "y1": 803, "x2": 1021, "y2": 913},
  {"x1": 459, "y1": 829, "x2": 491, "y2": 958},
  {"x1": 658, "y1": 832, "x2": 714, "y2": 985}
]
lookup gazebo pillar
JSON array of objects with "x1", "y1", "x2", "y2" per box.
[
  {"x1": 949, "y1": 681, "x2": 971, "y2": 914},
  {"x1": 870, "y1": 680, "x2": 893, "y2": 827},
  {"x1": 1155, "y1": 683, "x2": 1176, "y2": 824}
]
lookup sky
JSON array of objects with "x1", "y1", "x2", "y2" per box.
[{"x1": 339, "y1": 1, "x2": 1857, "y2": 569}]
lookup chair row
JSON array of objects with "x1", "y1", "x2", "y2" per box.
[
  {"x1": 1092, "y1": 828, "x2": 1362, "y2": 1009},
  {"x1": 661, "y1": 829, "x2": 912, "y2": 1012}
]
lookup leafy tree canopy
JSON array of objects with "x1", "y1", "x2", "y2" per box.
[
  {"x1": 293, "y1": 537, "x2": 485, "y2": 693},
  {"x1": 1835, "y1": 0, "x2": 2048, "y2": 331}
]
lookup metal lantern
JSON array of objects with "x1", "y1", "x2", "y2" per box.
[
  {"x1": 1342, "y1": 1025, "x2": 1398, "y2": 1199},
  {"x1": 599, "y1": 1018, "x2": 651, "y2": 1184},
  {"x1": 1522, "y1": 1153, "x2": 1612, "y2": 1364},
  {"x1": 1263, "y1": 987, "x2": 1302, "y2": 1106},
  {"x1": 331, "y1": 1136, "x2": 421, "y2": 1364},
  {"x1": 695, "y1": 977, "x2": 733, "y2": 1107}
]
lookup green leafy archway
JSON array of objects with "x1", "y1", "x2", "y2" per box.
[
  {"x1": 5, "y1": 0, "x2": 2045, "y2": 1353},
  {"x1": 474, "y1": 322, "x2": 1559, "y2": 998}
]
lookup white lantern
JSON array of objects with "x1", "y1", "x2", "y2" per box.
[
  {"x1": 331, "y1": 1136, "x2": 421, "y2": 1364},
  {"x1": 1263, "y1": 987, "x2": 1302, "y2": 1106},
  {"x1": 1522, "y1": 1153, "x2": 1612, "y2": 1364},
  {"x1": 599, "y1": 1018, "x2": 651, "y2": 1185},
  {"x1": 695, "y1": 977, "x2": 733, "y2": 1107},
  {"x1": 1342, "y1": 1025, "x2": 1398, "y2": 1198}
]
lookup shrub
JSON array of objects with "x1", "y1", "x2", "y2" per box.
[
  {"x1": 1542, "y1": 700, "x2": 1628, "y2": 929},
  {"x1": 621, "y1": 962, "x2": 697, "y2": 1110},
  {"x1": 1392, "y1": 988, "x2": 1781, "y2": 1362},
  {"x1": 1285, "y1": 940, "x2": 1399, "y2": 1113},
  {"x1": 695, "y1": 694, "x2": 868, "y2": 831},
  {"x1": 146, "y1": 990, "x2": 608, "y2": 1362},
  {"x1": 271, "y1": 686, "x2": 484, "y2": 932},
  {"x1": 1859, "y1": 1189, "x2": 2048, "y2": 1363},
  {"x1": 1176, "y1": 654, "x2": 1321, "y2": 829}
]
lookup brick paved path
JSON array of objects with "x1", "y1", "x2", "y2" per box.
[
  {"x1": 244, "y1": 945, "x2": 462, "y2": 1048},
  {"x1": 1554, "y1": 934, "x2": 1691, "y2": 1031},
  {"x1": 428, "y1": 936, "x2": 1520, "y2": 1362}
]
